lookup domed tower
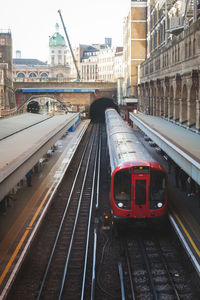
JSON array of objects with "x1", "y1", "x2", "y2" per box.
[
  {"x1": 49, "y1": 23, "x2": 70, "y2": 79},
  {"x1": 49, "y1": 23, "x2": 67, "y2": 66}
]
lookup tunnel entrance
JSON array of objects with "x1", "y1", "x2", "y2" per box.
[{"x1": 90, "y1": 98, "x2": 118, "y2": 122}]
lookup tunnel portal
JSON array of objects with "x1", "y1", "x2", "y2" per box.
[{"x1": 90, "y1": 98, "x2": 118, "y2": 122}]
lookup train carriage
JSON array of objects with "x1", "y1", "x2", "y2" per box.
[{"x1": 105, "y1": 108, "x2": 167, "y2": 222}]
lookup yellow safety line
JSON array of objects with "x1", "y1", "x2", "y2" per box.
[
  {"x1": 0, "y1": 184, "x2": 54, "y2": 286},
  {"x1": 0, "y1": 230, "x2": 29, "y2": 285},
  {"x1": 28, "y1": 184, "x2": 55, "y2": 227},
  {"x1": 170, "y1": 205, "x2": 200, "y2": 257}
]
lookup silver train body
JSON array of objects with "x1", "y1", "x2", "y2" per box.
[
  {"x1": 105, "y1": 108, "x2": 168, "y2": 220},
  {"x1": 105, "y1": 108, "x2": 155, "y2": 173}
]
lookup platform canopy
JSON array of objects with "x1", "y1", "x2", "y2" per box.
[{"x1": 130, "y1": 112, "x2": 200, "y2": 185}]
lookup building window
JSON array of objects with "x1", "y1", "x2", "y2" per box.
[
  {"x1": 0, "y1": 38, "x2": 5, "y2": 45},
  {"x1": 185, "y1": 43, "x2": 188, "y2": 59},
  {"x1": 193, "y1": 39, "x2": 196, "y2": 55},
  {"x1": 29, "y1": 72, "x2": 37, "y2": 78},
  {"x1": 178, "y1": 46, "x2": 180, "y2": 61},
  {"x1": 58, "y1": 55, "x2": 62, "y2": 64},
  {"x1": 40, "y1": 73, "x2": 48, "y2": 78},
  {"x1": 17, "y1": 72, "x2": 25, "y2": 78},
  {"x1": 189, "y1": 40, "x2": 191, "y2": 57},
  {"x1": 57, "y1": 73, "x2": 63, "y2": 79}
]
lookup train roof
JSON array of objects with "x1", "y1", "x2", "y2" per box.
[
  {"x1": 112, "y1": 160, "x2": 164, "y2": 173},
  {"x1": 105, "y1": 109, "x2": 156, "y2": 173}
]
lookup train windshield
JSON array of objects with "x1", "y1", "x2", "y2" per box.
[
  {"x1": 135, "y1": 180, "x2": 146, "y2": 205},
  {"x1": 150, "y1": 170, "x2": 166, "y2": 209},
  {"x1": 114, "y1": 169, "x2": 131, "y2": 209}
]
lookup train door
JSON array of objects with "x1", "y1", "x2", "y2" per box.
[{"x1": 132, "y1": 175, "x2": 150, "y2": 218}]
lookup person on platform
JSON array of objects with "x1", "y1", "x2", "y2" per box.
[
  {"x1": 179, "y1": 169, "x2": 187, "y2": 192},
  {"x1": 26, "y1": 170, "x2": 33, "y2": 187},
  {"x1": 187, "y1": 176, "x2": 196, "y2": 197},
  {"x1": 174, "y1": 165, "x2": 180, "y2": 188}
]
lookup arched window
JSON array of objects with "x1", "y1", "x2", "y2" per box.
[
  {"x1": 175, "y1": 46, "x2": 177, "y2": 62},
  {"x1": 178, "y1": 46, "x2": 180, "y2": 61},
  {"x1": 29, "y1": 72, "x2": 37, "y2": 78},
  {"x1": 17, "y1": 72, "x2": 25, "y2": 78},
  {"x1": 56, "y1": 73, "x2": 63, "y2": 79},
  {"x1": 185, "y1": 42, "x2": 188, "y2": 59},
  {"x1": 40, "y1": 73, "x2": 48, "y2": 78},
  {"x1": 193, "y1": 39, "x2": 196, "y2": 55},
  {"x1": 189, "y1": 40, "x2": 191, "y2": 57}
]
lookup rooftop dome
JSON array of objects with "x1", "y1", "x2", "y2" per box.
[{"x1": 49, "y1": 23, "x2": 66, "y2": 46}]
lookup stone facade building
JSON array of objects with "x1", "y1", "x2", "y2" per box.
[
  {"x1": 138, "y1": 0, "x2": 200, "y2": 132},
  {"x1": 123, "y1": 0, "x2": 147, "y2": 98},
  {"x1": 67, "y1": 39, "x2": 123, "y2": 82},
  {"x1": 80, "y1": 45, "x2": 99, "y2": 81},
  {"x1": 0, "y1": 30, "x2": 15, "y2": 110}
]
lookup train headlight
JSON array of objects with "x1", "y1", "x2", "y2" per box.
[
  {"x1": 157, "y1": 202, "x2": 163, "y2": 208},
  {"x1": 118, "y1": 202, "x2": 123, "y2": 208}
]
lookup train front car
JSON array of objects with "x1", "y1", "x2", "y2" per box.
[{"x1": 105, "y1": 108, "x2": 167, "y2": 223}]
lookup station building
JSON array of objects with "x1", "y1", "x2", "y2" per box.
[
  {"x1": 137, "y1": 0, "x2": 200, "y2": 132},
  {"x1": 0, "y1": 30, "x2": 15, "y2": 111},
  {"x1": 123, "y1": 0, "x2": 147, "y2": 99}
]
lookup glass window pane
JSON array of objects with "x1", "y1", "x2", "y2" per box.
[
  {"x1": 114, "y1": 169, "x2": 131, "y2": 209},
  {"x1": 150, "y1": 170, "x2": 166, "y2": 209},
  {"x1": 135, "y1": 180, "x2": 146, "y2": 205}
]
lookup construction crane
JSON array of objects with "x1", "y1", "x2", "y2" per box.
[{"x1": 58, "y1": 9, "x2": 81, "y2": 81}]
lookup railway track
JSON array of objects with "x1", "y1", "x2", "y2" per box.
[
  {"x1": 7, "y1": 123, "x2": 101, "y2": 300},
  {"x1": 4, "y1": 123, "x2": 200, "y2": 300},
  {"x1": 118, "y1": 228, "x2": 196, "y2": 300}
]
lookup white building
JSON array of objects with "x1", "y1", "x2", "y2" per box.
[
  {"x1": 98, "y1": 47, "x2": 115, "y2": 81},
  {"x1": 13, "y1": 24, "x2": 70, "y2": 81}
]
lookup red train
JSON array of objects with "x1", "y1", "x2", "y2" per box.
[{"x1": 105, "y1": 108, "x2": 168, "y2": 223}]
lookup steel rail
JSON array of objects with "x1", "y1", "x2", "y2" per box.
[
  {"x1": 91, "y1": 221, "x2": 98, "y2": 300},
  {"x1": 124, "y1": 240, "x2": 136, "y2": 300},
  {"x1": 36, "y1": 126, "x2": 93, "y2": 300},
  {"x1": 118, "y1": 261, "x2": 126, "y2": 300},
  {"x1": 95, "y1": 127, "x2": 101, "y2": 209},
  {"x1": 81, "y1": 128, "x2": 100, "y2": 299},
  {"x1": 138, "y1": 238, "x2": 159, "y2": 300},
  {"x1": 156, "y1": 239, "x2": 181, "y2": 300},
  {"x1": 58, "y1": 126, "x2": 97, "y2": 300},
  {"x1": 90, "y1": 132, "x2": 101, "y2": 299}
]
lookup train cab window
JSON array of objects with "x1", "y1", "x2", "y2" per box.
[
  {"x1": 150, "y1": 170, "x2": 166, "y2": 209},
  {"x1": 135, "y1": 180, "x2": 146, "y2": 205},
  {"x1": 114, "y1": 169, "x2": 131, "y2": 209}
]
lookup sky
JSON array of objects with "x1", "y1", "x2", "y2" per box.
[{"x1": 0, "y1": 0, "x2": 130, "y2": 62}]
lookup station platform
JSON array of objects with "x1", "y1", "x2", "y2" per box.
[
  {"x1": 130, "y1": 112, "x2": 200, "y2": 277},
  {"x1": 0, "y1": 112, "x2": 80, "y2": 201},
  {"x1": 129, "y1": 112, "x2": 200, "y2": 185},
  {"x1": 0, "y1": 113, "x2": 51, "y2": 141},
  {"x1": 0, "y1": 119, "x2": 90, "y2": 298}
]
